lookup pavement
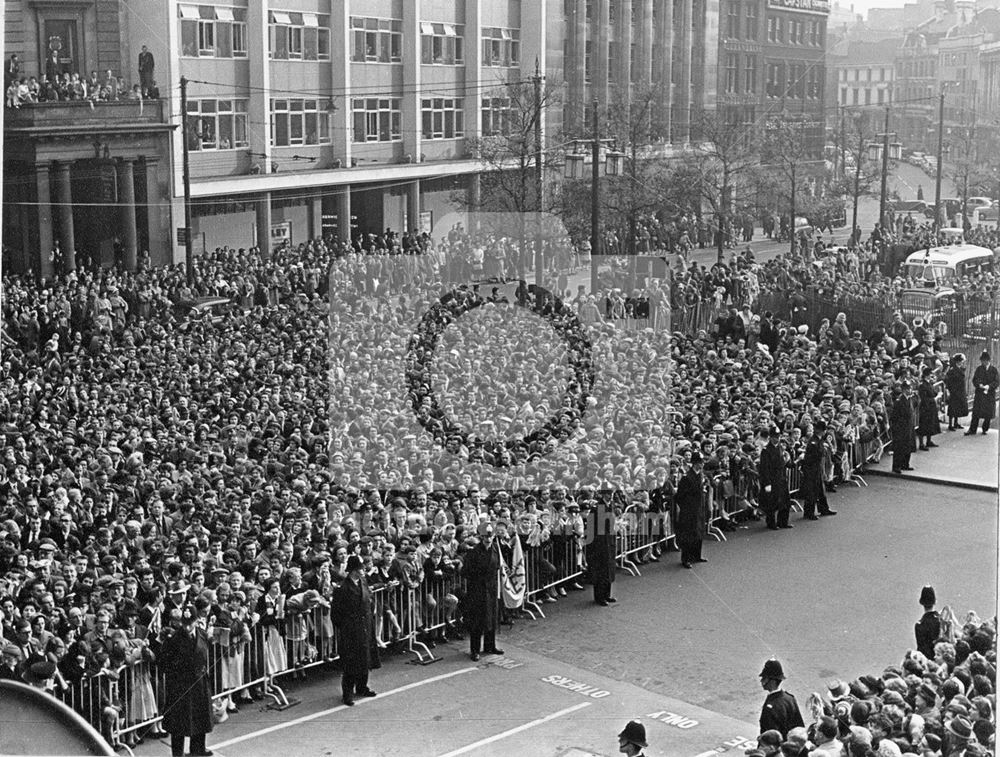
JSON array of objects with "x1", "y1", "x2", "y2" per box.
[
  {"x1": 864, "y1": 425, "x2": 1000, "y2": 491},
  {"x1": 132, "y1": 475, "x2": 998, "y2": 757}
]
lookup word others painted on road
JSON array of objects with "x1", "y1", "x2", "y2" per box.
[
  {"x1": 647, "y1": 710, "x2": 700, "y2": 729},
  {"x1": 541, "y1": 674, "x2": 612, "y2": 699}
]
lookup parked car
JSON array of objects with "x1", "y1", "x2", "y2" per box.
[{"x1": 963, "y1": 309, "x2": 1000, "y2": 340}]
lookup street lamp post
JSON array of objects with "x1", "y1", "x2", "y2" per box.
[{"x1": 934, "y1": 88, "x2": 946, "y2": 232}]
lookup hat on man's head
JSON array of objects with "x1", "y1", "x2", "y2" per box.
[
  {"x1": 345, "y1": 555, "x2": 364, "y2": 574},
  {"x1": 690, "y1": 451, "x2": 704, "y2": 465},
  {"x1": 979, "y1": 351, "x2": 991, "y2": 362},
  {"x1": 828, "y1": 679, "x2": 851, "y2": 701},
  {"x1": 916, "y1": 683, "x2": 937, "y2": 705},
  {"x1": 24, "y1": 660, "x2": 57, "y2": 685},
  {"x1": 618, "y1": 721, "x2": 648, "y2": 748},
  {"x1": 945, "y1": 717, "x2": 973, "y2": 741},
  {"x1": 817, "y1": 716, "x2": 839, "y2": 740},
  {"x1": 919, "y1": 586, "x2": 935, "y2": 606},
  {"x1": 759, "y1": 730, "x2": 783, "y2": 748},
  {"x1": 760, "y1": 659, "x2": 786, "y2": 680}
]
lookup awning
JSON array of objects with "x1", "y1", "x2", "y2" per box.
[
  {"x1": 301, "y1": 12, "x2": 319, "y2": 27},
  {"x1": 271, "y1": 11, "x2": 292, "y2": 25},
  {"x1": 442, "y1": 24, "x2": 457, "y2": 36},
  {"x1": 179, "y1": 5, "x2": 200, "y2": 20},
  {"x1": 215, "y1": 7, "x2": 234, "y2": 21},
  {"x1": 420, "y1": 22, "x2": 435, "y2": 35},
  {"x1": 501, "y1": 28, "x2": 513, "y2": 39}
]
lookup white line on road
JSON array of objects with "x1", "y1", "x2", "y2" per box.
[
  {"x1": 210, "y1": 666, "x2": 477, "y2": 750},
  {"x1": 435, "y1": 701, "x2": 594, "y2": 757}
]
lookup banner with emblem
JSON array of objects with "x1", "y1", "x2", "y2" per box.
[{"x1": 499, "y1": 536, "x2": 525, "y2": 609}]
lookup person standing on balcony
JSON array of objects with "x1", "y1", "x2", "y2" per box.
[{"x1": 138, "y1": 46, "x2": 155, "y2": 97}]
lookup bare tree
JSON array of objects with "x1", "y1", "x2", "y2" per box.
[{"x1": 760, "y1": 118, "x2": 820, "y2": 256}]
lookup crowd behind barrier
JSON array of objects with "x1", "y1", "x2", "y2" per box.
[{"x1": 0, "y1": 222, "x2": 994, "y2": 750}]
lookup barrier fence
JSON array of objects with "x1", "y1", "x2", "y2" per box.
[{"x1": 46, "y1": 422, "x2": 903, "y2": 752}]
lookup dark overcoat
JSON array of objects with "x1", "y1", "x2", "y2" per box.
[
  {"x1": 332, "y1": 577, "x2": 380, "y2": 676},
  {"x1": 757, "y1": 442, "x2": 789, "y2": 513},
  {"x1": 583, "y1": 506, "x2": 617, "y2": 585},
  {"x1": 160, "y1": 625, "x2": 213, "y2": 738},
  {"x1": 673, "y1": 469, "x2": 707, "y2": 543},
  {"x1": 890, "y1": 394, "x2": 916, "y2": 453},
  {"x1": 917, "y1": 380, "x2": 941, "y2": 436},
  {"x1": 972, "y1": 364, "x2": 1000, "y2": 419},
  {"x1": 798, "y1": 435, "x2": 825, "y2": 500},
  {"x1": 944, "y1": 365, "x2": 969, "y2": 418},
  {"x1": 462, "y1": 541, "x2": 500, "y2": 632}
]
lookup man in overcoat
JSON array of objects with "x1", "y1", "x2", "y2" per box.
[
  {"x1": 332, "y1": 555, "x2": 379, "y2": 705},
  {"x1": 800, "y1": 422, "x2": 835, "y2": 518},
  {"x1": 674, "y1": 451, "x2": 709, "y2": 568},
  {"x1": 966, "y1": 351, "x2": 999, "y2": 435},
  {"x1": 890, "y1": 384, "x2": 916, "y2": 473},
  {"x1": 583, "y1": 495, "x2": 617, "y2": 606},
  {"x1": 462, "y1": 521, "x2": 503, "y2": 661},
  {"x1": 758, "y1": 427, "x2": 791, "y2": 531},
  {"x1": 158, "y1": 606, "x2": 213, "y2": 757}
]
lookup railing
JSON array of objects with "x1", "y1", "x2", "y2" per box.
[{"x1": 55, "y1": 426, "x2": 895, "y2": 750}]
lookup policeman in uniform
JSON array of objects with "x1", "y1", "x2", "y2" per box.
[
  {"x1": 618, "y1": 720, "x2": 649, "y2": 756},
  {"x1": 914, "y1": 585, "x2": 941, "y2": 660},
  {"x1": 759, "y1": 658, "x2": 805, "y2": 738}
]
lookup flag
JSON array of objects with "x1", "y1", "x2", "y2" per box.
[{"x1": 499, "y1": 537, "x2": 526, "y2": 610}]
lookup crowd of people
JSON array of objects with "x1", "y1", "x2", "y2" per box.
[
  {"x1": 4, "y1": 52, "x2": 154, "y2": 109},
  {"x1": 747, "y1": 586, "x2": 995, "y2": 757},
  {"x1": 0, "y1": 220, "x2": 995, "y2": 749}
]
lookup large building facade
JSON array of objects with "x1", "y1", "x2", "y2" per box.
[{"x1": 3, "y1": 0, "x2": 716, "y2": 277}]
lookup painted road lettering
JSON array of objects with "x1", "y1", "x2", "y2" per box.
[
  {"x1": 693, "y1": 736, "x2": 758, "y2": 756},
  {"x1": 647, "y1": 710, "x2": 700, "y2": 729},
  {"x1": 488, "y1": 658, "x2": 524, "y2": 670},
  {"x1": 541, "y1": 674, "x2": 611, "y2": 699}
]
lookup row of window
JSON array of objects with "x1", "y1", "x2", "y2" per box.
[
  {"x1": 840, "y1": 67, "x2": 890, "y2": 82},
  {"x1": 765, "y1": 15, "x2": 823, "y2": 46},
  {"x1": 185, "y1": 99, "x2": 249, "y2": 150},
  {"x1": 268, "y1": 11, "x2": 331, "y2": 60},
  {"x1": 350, "y1": 98, "x2": 469, "y2": 142},
  {"x1": 271, "y1": 99, "x2": 333, "y2": 146},
  {"x1": 897, "y1": 59, "x2": 936, "y2": 79},
  {"x1": 725, "y1": 3, "x2": 759, "y2": 41},
  {"x1": 178, "y1": 6, "x2": 247, "y2": 58},
  {"x1": 724, "y1": 54, "x2": 758, "y2": 95},
  {"x1": 421, "y1": 23, "x2": 465, "y2": 65},
  {"x1": 840, "y1": 86, "x2": 889, "y2": 106},
  {"x1": 765, "y1": 63, "x2": 823, "y2": 100}
]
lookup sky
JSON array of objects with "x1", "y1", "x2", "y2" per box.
[{"x1": 833, "y1": 0, "x2": 908, "y2": 21}]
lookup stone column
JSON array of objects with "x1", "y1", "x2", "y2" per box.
[
  {"x1": 117, "y1": 158, "x2": 138, "y2": 271},
  {"x1": 639, "y1": 0, "x2": 654, "y2": 88},
  {"x1": 256, "y1": 192, "x2": 272, "y2": 256},
  {"x1": 142, "y1": 156, "x2": 167, "y2": 267},
  {"x1": 336, "y1": 188, "x2": 351, "y2": 244},
  {"x1": 35, "y1": 163, "x2": 55, "y2": 281},
  {"x1": 595, "y1": 0, "x2": 610, "y2": 107},
  {"x1": 53, "y1": 161, "x2": 76, "y2": 272},
  {"x1": 407, "y1": 180, "x2": 421, "y2": 233}
]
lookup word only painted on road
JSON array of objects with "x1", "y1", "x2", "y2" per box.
[
  {"x1": 647, "y1": 710, "x2": 700, "y2": 729},
  {"x1": 541, "y1": 674, "x2": 612, "y2": 699},
  {"x1": 488, "y1": 657, "x2": 524, "y2": 670}
]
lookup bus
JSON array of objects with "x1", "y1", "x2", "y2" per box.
[{"x1": 901, "y1": 243, "x2": 996, "y2": 285}]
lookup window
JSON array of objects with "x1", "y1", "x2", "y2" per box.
[
  {"x1": 185, "y1": 98, "x2": 249, "y2": 150},
  {"x1": 841, "y1": 87, "x2": 847, "y2": 103},
  {"x1": 351, "y1": 17, "x2": 403, "y2": 63},
  {"x1": 270, "y1": 11, "x2": 331, "y2": 60},
  {"x1": 421, "y1": 22, "x2": 464, "y2": 65},
  {"x1": 482, "y1": 97, "x2": 515, "y2": 136},
  {"x1": 776, "y1": 17, "x2": 784, "y2": 43},
  {"x1": 767, "y1": 16, "x2": 776, "y2": 42},
  {"x1": 585, "y1": 40, "x2": 592, "y2": 81},
  {"x1": 745, "y1": 4, "x2": 758, "y2": 40},
  {"x1": 352, "y1": 98, "x2": 401, "y2": 142},
  {"x1": 421, "y1": 98, "x2": 465, "y2": 139},
  {"x1": 271, "y1": 99, "x2": 332, "y2": 146},
  {"x1": 744, "y1": 55, "x2": 757, "y2": 93},
  {"x1": 726, "y1": 53, "x2": 738, "y2": 94},
  {"x1": 877, "y1": 88, "x2": 884, "y2": 104},
  {"x1": 482, "y1": 27, "x2": 520, "y2": 67},
  {"x1": 810, "y1": 20, "x2": 819, "y2": 45},
  {"x1": 808, "y1": 68, "x2": 821, "y2": 99},
  {"x1": 727, "y1": 2, "x2": 740, "y2": 38},
  {"x1": 766, "y1": 63, "x2": 780, "y2": 98},
  {"x1": 179, "y1": 6, "x2": 248, "y2": 58}
]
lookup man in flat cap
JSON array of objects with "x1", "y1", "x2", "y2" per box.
[
  {"x1": 462, "y1": 521, "x2": 503, "y2": 661},
  {"x1": 759, "y1": 658, "x2": 805, "y2": 738},
  {"x1": 965, "y1": 351, "x2": 999, "y2": 435},
  {"x1": 618, "y1": 720, "x2": 649, "y2": 756}
]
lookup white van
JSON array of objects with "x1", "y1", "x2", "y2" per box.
[{"x1": 902, "y1": 243, "x2": 995, "y2": 284}]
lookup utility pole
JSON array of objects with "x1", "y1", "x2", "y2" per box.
[
  {"x1": 839, "y1": 106, "x2": 846, "y2": 181},
  {"x1": 852, "y1": 121, "x2": 863, "y2": 245},
  {"x1": 180, "y1": 75, "x2": 194, "y2": 285},
  {"x1": 934, "y1": 90, "x2": 945, "y2": 232},
  {"x1": 590, "y1": 99, "x2": 601, "y2": 296},
  {"x1": 533, "y1": 59, "x2": 544, "y2": 308},
  {"x1": 877, "y1": 105, "x2": 895, "y2": 230}
]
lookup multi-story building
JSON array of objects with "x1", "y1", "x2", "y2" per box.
[
  {"x1": 834, "y1": 40, "x2": 899, "y2": 108},
  {"x1": 3, "y1": 0, "x2": 715, "y2": 278},
  {"x1": 716, "y1": 0, "x2": 829, "y2": 156}
]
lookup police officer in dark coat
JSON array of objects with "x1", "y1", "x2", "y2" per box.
[
  {"x1": 758, "y1": 427, "x2": 791, "y2": 531},
  {"x1": 800, "y1": 422, "x2": 835, "y2": 520},
  {"x1": 759, "y1": 659, "x2": 805, "y2": 738},
  {"x1": 583, "y1": 495, "x2": 618, "y2": 606},
  {"x1": 674, "y1": 451, "x2": 709, "y2": 568},
  {"x1": 462, "y1": 521, "x2": 503, "y2": 661},
  {"x1": 914, "y1": 585, "x2": 941, "y2": 660},
  {"x1": 158, "y1": 606, "x2": 213, "y2": 757},
  {"x1": 890, "y1": 384, "x2": 916, "y2": 473},
  {"x1": 331, "y1": 555, "x2": 379, "y2": 706},
  {"x1": 966, "y1": 351, "x2": 999, "y2": 435}
]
